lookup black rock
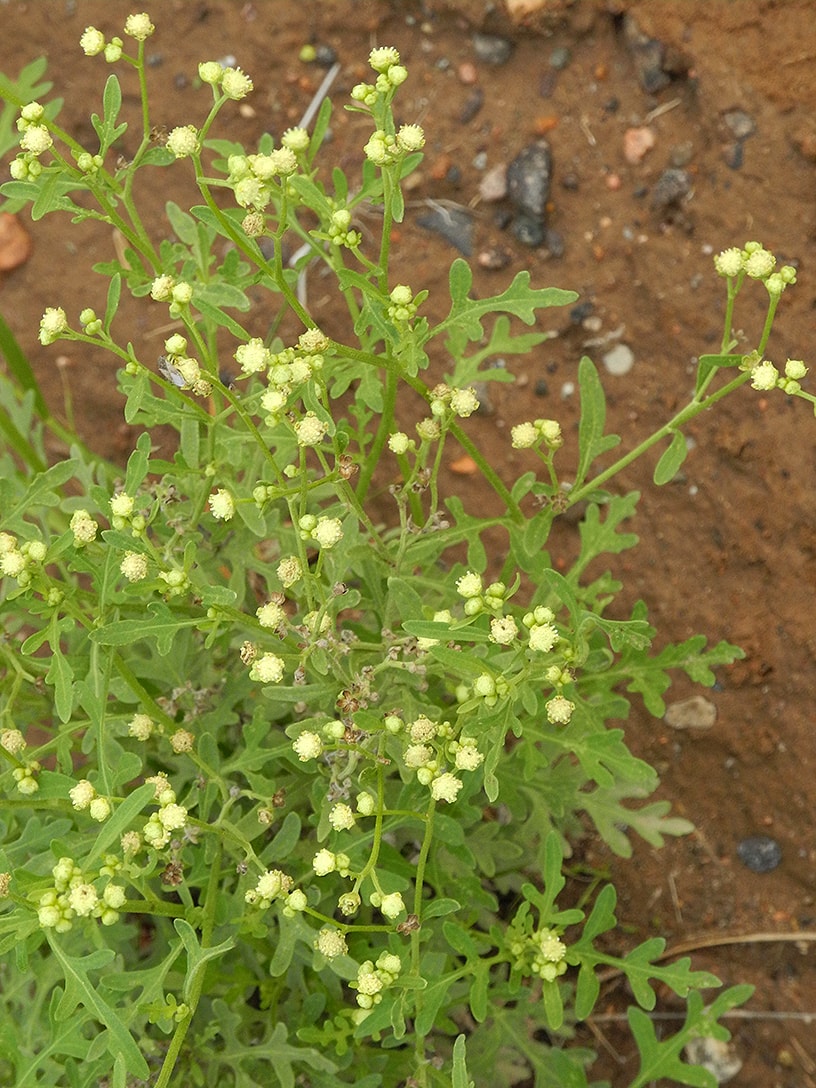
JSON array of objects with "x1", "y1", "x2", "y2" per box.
[
  {"x1": 543, "y1": 227, "x2": 565, "y2": 258},
  {"x1": 416, "y1": 205, "x2": 474, "y2": 257},
  {"x1": 314, "y1": 43, "x2": 338, "y2": 67},
  {"x1": 623, "y1": 14, "x2": 671, "y2": 94},
  {"x1": 459, "y1": 88, "x2": 484, "y2": 124},
  {"x1": 512, "y1": 214, "x2": 546, "y2": 248},
  {"x1": 570, "y1": 300, "x2": 595, "y2": 324},
  {"x1": 737, "y1": 835, "x2": 782, "y2": 873},
  {"x1": 534, "y1": 379, "x2": 549, "y2": 397},
  {"x1": 472, "y1": 32, "x2": 514, "y2": 66},
  {"x1": 651, "y1": 168, "x2": 692, "y2": 210},
  {"x1": 507, "y1": 141, "x2": 553, "y2": 220}
]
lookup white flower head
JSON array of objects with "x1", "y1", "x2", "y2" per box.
[
  {"x1": 166, "y1": 125, "x2": 199, "y2": 159},
  {"x1": 277, "y1": 555, "x2": 302, "y2": 588},
  {"x1": 713, "y1": 247, "x2": 743, "y2": 278},
  {"x1": 293, "y1": 412, "x2": 328, "y2": 447},
  {"x1": 256, "y1": 600, "x2": 286, "y2": 629},
  {"x1": 293, "y1": 731, "x2": 323, "y2": 762},
  {"x1": 198, "y1": 61, "x2": 223, "y2": 85},
  {"x1": 39, "y1": 307, "x2": 68, "y2": 346},
  {"x1": 312, "y1": 849, "x2": 336, "y2": 877},
  {"x1": 328, "y1": 803, "x2": 356, "y2": 831},
  {"x1": 20, "y1": 125, "x2": 52, "y2": 155},
  {"x1": 249, "y1": 652, "x2": 285, "y2": 684},
  {"x1": 396, "y1": 123, "x2": 425, "y2": 152},
  {"x1": 750, "y1": 360, "x2": 779, "y2": 391},
  {"x1": 221, "y1": 67, "x2": 253, "y2": 100},
  {"x1": 80, "y1": 26, "x2": 106, "y2": 55},
  {"x1": 120, "y1": 551, "x2": 148, "y2": 582},
  {"x1": 316, "y1": 927, "x2": 348, "y2": 959},
  {"x1": 124, "y1": 13, "x2": 155, "y2": 40},
  {"x1": 128, "y1": 713, "x2": 154, "y2": 740},
  {"x1": 430, "y1": 772, "x2": 463, "y2": 804},
  {"x1": 379, "y1": 891, "x2": 405, "y2": 919},
  {"x1": 511, "y1": 422, "x2": 539, "y2": 449},
  {"x1": 69, "y1": 779, "x2": 96, "y2": 810},
  {"x1": 209, "y1": 488, "x2": 235, "y2": 521},
  {"x1": 743, "y1": 245, "x2": 775, "y2": 280},
  {"x1": 546, "y1": 695, "x2": 575, "y2": 725},
  {"x1": 313, "y1": 517, "x2": 343, "y2": 549},
  {"x1": 69, "y1": 883, "x2": 99, "y2": 917},
  {"x1": 369, "y1": 46, "x2": 400, "y2": 73},
  {"x1": 528, "y1": 623, "x2": 559, "y2": 653},
  {"x1": 456, "y1": 570, "x2": 482, "y2": 599},
  {"x1": 489, "y1": 616, "x2": 518, "y2": 645},
  {"x1": 1, "y1": 728, "x2": 26, "y2": 755},
  {"x1": 282, "y1": 127, "x2": 310, "y2": 152},
  {"x1": 89, "y1": 796, "x2": 111, "y2": 822},
  {"x1": 450, "y1": 387, "x2": 479, "y2": 418},
  {"x1": 235, "y1": 337, "x2": 270, "y2": 375},
  {"x1": 70, "y1": 509, "x2": 98, "y2": 546}
]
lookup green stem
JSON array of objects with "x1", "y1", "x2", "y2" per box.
[
  {"x1": 153, "y1": 841, "x2": 223, "y2": 1088},
  {"x1": 568, "y1": 370, "x2": 753, "y2": 507},
  {"x1": 356, "y1": 368, "x2": 397, "y2": 503}
]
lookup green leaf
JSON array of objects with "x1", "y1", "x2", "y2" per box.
[
  {"x1": 45, "y1": 646, "x2": 74, "y2": 723},
  {"x1": 574, "y1": 356, "x2": 621, "y2": 490},
  {"x1": 451, "y1": 1035, "x2": 475, "y2": 1088},
  {"x1": 423, "y1": 897, "x2": 461, "y2": 919},
  {"x1": 569, "y1": 492, "x2": 640, "y2": 584},
  {"x1": 654, "y1": 430, "x2": 688, "y2": 485},
  {"x1": 0, "y1": 311, "x2": 49, "y2": 420},
  {"x1": 174, "y1": 919, "x2": 236, "y2": 1004},
  {"x1": 47, "y1": 939, "x2": 149, "y2": 1079},
  {"x1": 84, "y1": 783, "x2": 156, "y2": 869},
  {"x1": 627, "y1": 985, "x2": 752, "y2": 1088},
  {"x1": 436, "y1": 259, "x2": 577, "y2": 359},
  {"x1": 89, "y1": 600, "x2": 202, "y2": 654},
  {"x1": 695, "y1": 353, "x2": 743, "y2": 395},
  {"x1": 414, "y1": 974, "x2": 454, "y2": 1036}
]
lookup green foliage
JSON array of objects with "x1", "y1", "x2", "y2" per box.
[{"x1": 0, "y1": 21, "x2": 804, "y2": 1088}]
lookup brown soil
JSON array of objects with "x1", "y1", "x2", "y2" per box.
[{"x1": 2, "y1": 1, "x2": 815, "y2": 1084}]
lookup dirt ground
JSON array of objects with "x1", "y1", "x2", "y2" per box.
[{"x1": 1, "y1": 1, "x2": 815, "y2": 1084}]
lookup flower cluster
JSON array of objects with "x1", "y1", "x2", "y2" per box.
[
  {"x1": 747, "y1": 356, "x2": 808, "y2": 394},
  {"x1": 37, "y1": 856, "x2": 127, "y2": 932},
  {"x1": 198, "y1": 60, "x2": 253, "y2": 101},
  {"x1": 244, "y1": 867, "x2": 294, "y2": 909},
  {"x1": 350, "y1": 951, "x2": 402, "y2": 1011},
  {"x1": 225, "y1": 147, "x2": 297, "y2": 211},
  {"x1": 0, "y1": 531, "x2": 46, "y2": 587},
  {"x1": 454, "y1": 570, "x2": 512, "y2": 618},
  {"x1": 69, "y1": 778, "x2": 112, "y2": 822},
  {"x1": 298, "y1": 514, "x2": 344, "y2": 549},
  {"x1": 350, "y1": 47, "x2": 408, "y2": 109},
  {"x1": 511, "y1": 418, "x2": 563, "y2": 451},
  {"x1": 713, "y1": 241, "x2": 797, "y2": 298},
  {"x1": 429, "y1": 383, "x2": 481, "y2": 420},
  {"x1": 154, "y1": 331, "x2": 211, "y2": 395},
  {"x1": 142, "y1": 776, "x2": 188, "y2": 850},
  {"x1": 10, "y1": 101, "x2": 52, "y2": 181},
  {"x1": 390, "y1": 713, "x2": 485, "y2": 803}
]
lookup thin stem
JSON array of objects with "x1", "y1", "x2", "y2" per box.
[{"x1": 568, "y1": 371, "x2": 753, "y2": 507}]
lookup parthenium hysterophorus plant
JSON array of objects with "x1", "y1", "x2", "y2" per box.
[{"x1": 0, "y1": 14, "x2": 811, "y2": 1088}]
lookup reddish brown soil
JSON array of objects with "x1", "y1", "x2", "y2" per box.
[{"x1": 2, "y1": 2, "x2": 815, "y2": 1084}]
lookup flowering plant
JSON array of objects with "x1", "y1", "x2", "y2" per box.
[{"x1": 0, "y1": 16, "x2": 810, "y2": 1088}]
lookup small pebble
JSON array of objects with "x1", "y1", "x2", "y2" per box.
[
  {"x1": 570, "y1": 300, "x2": 595, "y2": 324},
  {"x1": 664, "y1": 695, "x2": 716, "y2": 731},
  {"x1": 0, "y1": 212, "x2": 32, "y2": 271},
  {"x1": 722, "y1": 108, "x2": 755, "y2": 140},
  {"x1": 416, "y1": 205, "x2": 474, "y2": 256},
  {"x1": 684, "y1": 1038, "x2": 742, "y2": 1085},
  {"x1": 549, "y1": 46, "x2": 571, "y2": 70},
  {"x1": 539, "y1": 71, "x2": 558, "y2": 98},
  {"x1": 561, "y1": 381, "x2": 575, "y2": 398},
  {"x1": 543, "y1": 227, "x2": 565, "y2": 257},
  {"x1": 479, "y1": 163, "x2": 508, "y2": 202},
  {"x1": 459, "y1": 88, "x2": 485, "y2": 124},
  {"x1": 602, "y1": 343, "x2": 634, "y2": 376},
  {"x1": 472, "y1": 32, "x2": 514, "y2": 66},
  {"x1": 561, "y1": 171, "x2": 579, "y2": 191},
  {"x1": 472, "y1": 150, "x2": 488, "y2": 171},
  {"x1": 506, "y1": 140, "x2": 553, "y2": 219},
  {"x1": 457, "y1": 61, "x2": 478, "y2": 85},
  {"x1": 723, "y1": 141, "x2": 745, "y2": 170},
  {"x1": 512, "y1": 214, "x2": 546, "y2": 248},
  {"x1": 669, "y1": 141, "x2": 694, "y2": 167},
  {"x1": 605, "y1": 172, "x2": 622, "y2": 191},
  {"x1": 314, "y1": 43, "x2": 338, "y2": 67},
  {"x1": 737, "y1": 835, "x2": 782, "y2": 874},
  {"x1": 623, "y1": 126, "x2": 656, "y2": 165},
  {"x1": 534, "y1": 379, "x2": 549, "y2": 397},
  {"x1": 651, "y1": 168, "x2": 692, "y2": 210},
  {"x1": 477, "y1": 246, "x2": 512, "y2": 271}
]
